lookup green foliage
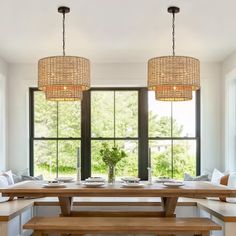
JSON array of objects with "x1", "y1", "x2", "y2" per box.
[
  {"x1": 149, "y1": 113, "x2": 183, "y2": 137},
  {"x1": 100, "y1": 143, "x2": 127, "y2": 167},
  {"x1": 151, "y1": 143, "x2": 196, "y2": 179}
]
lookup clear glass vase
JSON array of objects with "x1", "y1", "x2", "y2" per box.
[{"x1": 108, "y1": 165, "x2": 115, "y2": 184}]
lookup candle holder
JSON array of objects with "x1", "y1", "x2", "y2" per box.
[
  {"x1": 76, "y1": 167, "x2": 81, "y2": 185},
  {"x1": 147, "y1": 167, "x2": 152, "y2": 185}
]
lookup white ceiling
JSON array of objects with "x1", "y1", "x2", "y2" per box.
[{"x1": 0, "y1": 0, "x2": 235, "y2": 63}]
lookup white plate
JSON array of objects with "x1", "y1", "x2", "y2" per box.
[
  {"x1": 43, "y1": 183, "x2": 66, "y2": 188},
  {"x1": 55, "y1": 177, "x2": 74, "y2": 182},
  {"x1": 83, "y1": 182, "x2": 105, "y2": 187},
  {"x1": 85, "y1": 177, "x2": 105, "y2": 182},
  {"x1": 122, "y1": 183, "x2": 145, "y2": 188},
  {"x1": 163, "y1": 182, "x2": 184, "y2": 188}
]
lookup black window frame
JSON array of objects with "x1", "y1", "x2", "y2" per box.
[{"x1": 29, "y1": 87, "x2": 200, "y2": 179}]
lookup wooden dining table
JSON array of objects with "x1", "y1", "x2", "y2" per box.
[{"x1": 1, "y1": 181, "x2": 236, "y2": 217}]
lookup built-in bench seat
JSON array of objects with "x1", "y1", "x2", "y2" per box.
[
  {"x1": 0, "y1": 198, "x2": 34, "y2": 222},
  {"x1": 0, "y1": 198, "x2": 34, "y2": 236},
  {"x1": 196, "y1": 199, "x2": 236, "y2": 222},
  {"x1": 23, "y1": 216, "x2": 221, "y2": 236},
  {"x1": 195, "y1": 199, "x2": 236, "y2": 236}
]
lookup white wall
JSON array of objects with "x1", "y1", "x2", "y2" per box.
[
  {"x1": 222, "y1": 51, "x2": 236, "y2": 171},
  {"x1": 7, "y1": 64, "x2": 37, "y2": 172},
  {"x1": 7, "y1": 62, "x2": 222, "y2": 175},
  {"x1": 200, "y1": 62, "x2": 222, "y2": 173},
  {"x1": 0, "y1": 57, "x2": 8, "y2": 171}
]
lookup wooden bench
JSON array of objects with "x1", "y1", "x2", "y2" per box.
[
  {"x1": 0, "y1": 198, "x2": 34, "y2": 236},
  {"x1": 23, "y1": 216, "x2": 221, "y2": 236},
  {"x1": 195, "y1": 199, "x2": 236, "y2": 236}
]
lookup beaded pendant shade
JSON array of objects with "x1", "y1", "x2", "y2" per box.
[
  {"x1": 38, "y1": 6, "x2": 90, "y2": 101},
  {"x1": 148, "y1": 6, "x2": 200, "y2": 101}
]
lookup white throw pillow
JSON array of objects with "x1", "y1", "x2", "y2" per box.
[
  {"x1": 211, "y1": 168, "x2": 224, "y2": 185},
  {"x1": 0, "y1": 175, "x2": 8, "y2": 187},
  {"x1": 207, "y1": 169, "x2": 225, "y2": 201},
  {"x1": 0, "y1": 175, "x2": 9, "y2": 202},
  {"x1": 1, "y1": 170, "x2": 14, "y2": 185},
  {"x1": 184, "y1": 173, "x2": 209, "y2": 181}
]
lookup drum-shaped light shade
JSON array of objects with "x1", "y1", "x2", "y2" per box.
[
  {"x1": 38, "y1": 56, "x2": 90, "y2": 101},
  {"x1": 148, "y1": 56, "x2": 200, "y2": 101}
]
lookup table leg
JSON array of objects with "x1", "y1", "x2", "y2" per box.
[
  {"x1": 159, "y1": 197, "x2": 178, "y2": 236},
  {"x1": 161, "y1": 197, "x2": 178, "y2": 217},
  {"x1": 8, "y1": 196, "x2": 14, "y2": 201},
  {"x1": 58, "y1": 197, "x2": 72, "y2": 216}
]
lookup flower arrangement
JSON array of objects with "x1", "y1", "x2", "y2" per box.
[{"x1": 100, "y1": 143, "x2": 127, "y2": 183}]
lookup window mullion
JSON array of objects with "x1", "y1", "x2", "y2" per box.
[
  {"x1": 196, "y1": 90, "x2": 201, "y2": 175},
  {"x1": 171, "y1": 102, "x2": 174, "y2": 178},
  {"x1": 81, "y1": 90, "x2": 91, "y2": 180},
  {"x1": 114, "y1": 91, "x2": 116, "y2": 144},
  {"x1": 56, "y1": 102, "x2": 59, "y2": 178},
  {"x1": 138, "y1": 88, "x2": 148, "y2": 180}
]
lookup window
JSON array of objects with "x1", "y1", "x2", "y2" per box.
[
  {"x1": 91, "y1": 90, "x2": 139, "y2": 178},
  {"x1": 30, "y1": 88, "x2": 200, "y2": 179},
  {"x1": 30, "y1": 89, "x2": 81, "y2": 179},
  {"x1": 148, "y1": 91, "x2": 199, "y2": 179}
]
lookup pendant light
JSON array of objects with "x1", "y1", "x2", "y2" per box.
[
  {"x1": 148, "y1": 6, "x2": 200, "y2": 101},
  {"x1": 38, "y1": 6, "x2": 90, "y2": 101}
]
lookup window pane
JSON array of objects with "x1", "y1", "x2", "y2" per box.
[
  {"x1": 115, "y1": 140, "x2": 138, "y2": 177},
  {"x1": 91, "y1": 140, "x2": 138, "y2": 179},
  {"x1": 115, "y1": 91, "x2": 138, "y2": 137},
  {"x1": 34, "y1": 140, "x2": 57, "y2": 179},
  {"x1": 172, "y1": 92, "x2": 196, "y2": 137},
  {"x1": 91, "y1": 91, "x2": 114, "y2": 137},
  {"x1": 58, "y1": 101, "x2": 81, "y2": 137},
  {"x1": 34, "y1": 91, "x2": 57, "y2": 137},
  {"x1": 149, "y1": 140, "x2": 172, "y2": 178},
  {"x1": 148, "y1": 91, "x2": 171, "y2": 137},
  {"x1": 58, "y1": 140, "x2": 80, "y2": 177},
  {"x1": 173, "y1": 140, "x2": 196, "y2": 179}
]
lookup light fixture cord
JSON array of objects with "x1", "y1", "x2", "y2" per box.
[
  {"x1": 62, "y1": 11, "x2": 66, "y2": 56},
  {"x1": 172, "y1": 12, "x2": 175, "y2": 56}
]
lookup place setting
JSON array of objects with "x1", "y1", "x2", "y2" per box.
[
  {"x1": 154, "y1": 176, "x2": 185, "y2": 188},
  {"x1": 162, "y1": 181, "x2": 185, "y2": 188},
  {"x1": 42, "y1": 180, "x2": 66, "y2": 188},
  {"x1": 121, "y1": 177, "x2": 145, "y2": 188},
  {"x1": 42, "y1": 176, "x2": 74, "y2": 188},
  {"x1": 82, "y1": 176, "x2": 106, "y2": 188}
]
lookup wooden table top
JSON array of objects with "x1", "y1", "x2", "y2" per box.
[{"x1": 1, "y1": 181, "x2": 236, "y2": 198}]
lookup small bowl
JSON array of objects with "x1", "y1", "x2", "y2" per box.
[
  {"x1": 48, "y1": 180, "x2": 60, "y2": 184},
  {"x1": 121, "y1": 177, "x2": 140, "y2": 183}
]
